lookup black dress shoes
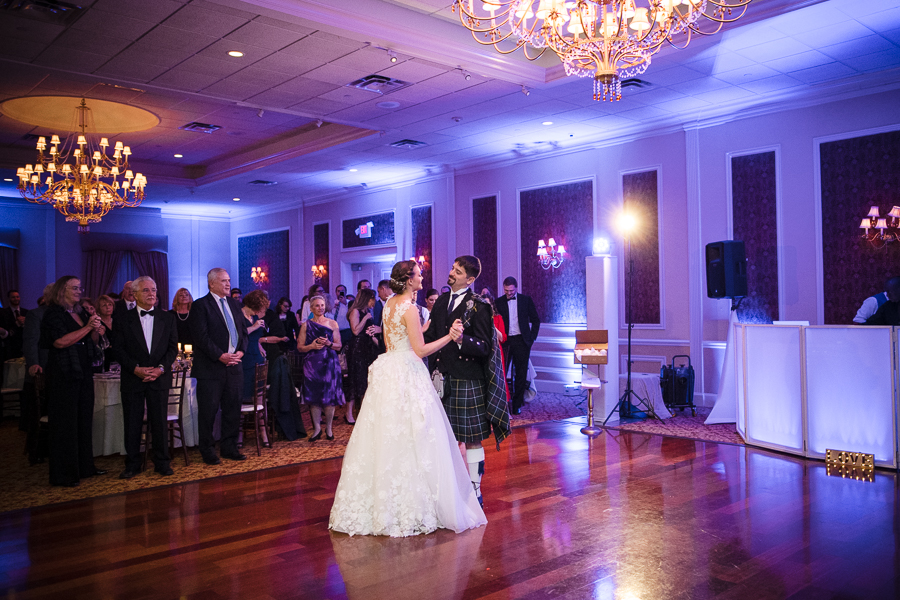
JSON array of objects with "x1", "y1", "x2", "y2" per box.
[
  {"x1": 202, "y1": 455, "x2": 221, "y2": 465},
  {"x1": 512, "y1": 406, "x2": 523, "y2": 415},
  {"x1": 221, "y1": 451, "x2": 247, "y2": 461},
  {"x1": 119, "y1": 469, "x2": 139, "y2": 480},
  {"x1": 155, "y1": 465, "x2": 174, "y2": 476},
  {"x1": 86, "y1": 468, "x2": 109, "y2": 477},
  {"x1": 344, "y1": 416, "x2": 355, "y2": 425},
  {"x1": 309, "y1": 431, "x2": 322, "y2": 442},
  {"x1": 326, "y1": 433, "x2": 334, "y2": 441}
]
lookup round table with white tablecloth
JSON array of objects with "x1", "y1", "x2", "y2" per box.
[
  {"x1": 3, "y1": 357, "x2": 26, "y2": 392},
  {"x1": 92, "y1": 373, "x2": 200, "y2": 457}
]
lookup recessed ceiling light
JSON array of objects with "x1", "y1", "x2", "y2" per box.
[
  {"x1": 173, "y1": 154, "x2": 183, "y2": 158},
  {"x1": 542, "y1": 121, "x2": 553, "y2": 125},
  {"x1": 349, "y1": 168, "x2": 358, "y2": 172},
  {"x1": 228, "y1": 51, "x2": 244, "y2": 57},
  {"x1": 377, "y1": 101, "x2": 400, "y2": 109},
  {"x1": 233, "y1": 197, "x2": 240, "y2": 202}
]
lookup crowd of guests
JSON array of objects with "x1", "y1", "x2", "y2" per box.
[{"x1": 5, "y1": 271, "x2": 476, "y2": 488}]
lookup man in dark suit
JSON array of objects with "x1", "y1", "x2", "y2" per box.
[
  {"x1": 111, "y1": 276, "x2": 179, "y2": 478},
  {"x1": 0, "y1": 289, "x2": 29, "y2": 359},
  {"x1": 424, "y1": 255, "x2": 494, "y2": 506},
  {"x1": 189, "y1": 268, "x2": 249, "y2": 465},
  {"x1": 112, "y1": 281, "x2": 136, "y2": 319},
  {"x1": 496, "y1": 276, "x2": 541, "y2": 415},
  {"x1": 372, "y1": 279, "x2": 392, "y2": 327}
]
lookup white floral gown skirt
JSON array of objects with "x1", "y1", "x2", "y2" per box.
[{"x1": 329, "y1": 348, "x2": 487, "y2": 537}]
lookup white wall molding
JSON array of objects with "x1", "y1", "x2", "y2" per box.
[{"x1": 685, "y1": 126, "x2": 705, "y2": 397}]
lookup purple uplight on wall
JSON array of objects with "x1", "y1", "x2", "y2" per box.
[
  {"x1": 732, "y1": 151, "x2": 778, "y2": 324},
  {"x1": 520, "y1": 181, "x2": 592, "y2": 324}
]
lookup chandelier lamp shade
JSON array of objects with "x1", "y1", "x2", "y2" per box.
[
  {"x1": 452, "y1": 0, "x2": 753, "y2": 101},
  {"x1": 16, "y1": 98, "x2": 146, "y2": 233},
  {"x1": 251, "y1": 266, "x2": 268, "y2": 286},
  {"x1": 860, "y1": 205, "x2": 900, "y2": 248},
  {"x1": 409, "y1": 255, "x2": 428, "y2": 272},
  {"x1": 537, "y1": 237, "x2": 566, "y2": 269}
]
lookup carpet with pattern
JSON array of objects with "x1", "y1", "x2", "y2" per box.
[{"x1": 0, "y1": 391, "x2": 589, "y2": 513}]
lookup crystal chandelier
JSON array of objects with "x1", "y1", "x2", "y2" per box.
[
  {"x1": 453, "y1": 0, "x2": 752, "y2": 101},
  {"x1": 860, "y1": 205, "x2": 900, "y2": 248},
  {"x1": 16, "y1": 98, "x2": 146, "y2": 233}
]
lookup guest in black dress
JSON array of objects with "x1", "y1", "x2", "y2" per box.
[
  {"x1": 41, "y1": 276, "x2": 107, "y2": 487},
  {"x1": 95, "y1": 294, "x2": 116, "y2": 372},
  {"x1": 170, "y1": 287, "x2": 194, "y2": 347},
  {"x1": 273, "y1": 297, "x2": 301, "y2": 352},
  {"x1": 345, "y1": 288, "x2": 380, "y2": 424}
]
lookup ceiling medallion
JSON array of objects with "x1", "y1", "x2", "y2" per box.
[{"x1": 453, "y1": 0, "x2": 752, "y2": 101}]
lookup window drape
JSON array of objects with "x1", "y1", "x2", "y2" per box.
[
  {"x1": 131, "y1": 251, "x2": 170, "y2": 310},
  {"x1": 83, "y1": 250, "x2": 124, "y2": 303}
]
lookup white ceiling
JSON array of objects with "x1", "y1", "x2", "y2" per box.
[{"x1": 0, "y1": 0, "x2": 898, "y2": 217}]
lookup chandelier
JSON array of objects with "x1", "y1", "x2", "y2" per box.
[
  {"x1": 860, "y1": 205, "x2": 900, "y2": 248},
  {"x1": 251, "y1": 266, "x2": 268, "y2": 286},
  {"x1": 311, "y1": 264, "x2": 327, "y2": 283},
  {"x1": 537, "y1": 237, "x2": 566, "y2": 269},
  {"x1": 453, "y1": 0, "x2": 752, "y2": 101},
  {"x1": 16, "y1": 98, "x2": 146, "y2": 233}
]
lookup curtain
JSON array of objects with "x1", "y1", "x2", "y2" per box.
[
  {"x1": 132, "y1": 251, "x2": 170, "y2": 310},
  {"x1": 83, "y1": 250, "x2": 124, "y2": 303},
  {"x1": 0, "y1": 247, "x2": 17, "y2": 308}
]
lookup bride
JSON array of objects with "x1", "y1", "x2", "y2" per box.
[{"x1": 329, "y1": 260, "x2": 487, "y2": 537}]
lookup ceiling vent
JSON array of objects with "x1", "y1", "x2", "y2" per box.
[
  {"x1": 248, "y1": 179, "x2": 277, "y2": 186},
  {"x1": 390, "y1": 139, "x2": 427, "y2": 149},
  {"x1": 179, "y1": 122, "x2": 222, "y2": 134},
  {"x1": 347, "y1": 75, "x2": 411, "y2": 95},
  {"x1": 621, "y1": 78, "x2": 651, "y2": 89},
  {"x1": 0, "y1": 0, "x2": 84, "y2": 25}
]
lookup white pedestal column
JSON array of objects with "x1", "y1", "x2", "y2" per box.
[{"x1": 585, "y1": 255, "x2": 620, "y2": 423}]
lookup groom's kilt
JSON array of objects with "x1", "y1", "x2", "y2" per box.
[{"x1": 443, "y1": 376, "x2": 491, "y2": 443}]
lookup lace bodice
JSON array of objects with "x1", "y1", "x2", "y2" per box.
[{"x1": 383, "y1": 299, "x2": 415, "y2": 353}]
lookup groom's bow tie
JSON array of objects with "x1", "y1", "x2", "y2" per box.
[{"x1": 140, "y1": 309, "x2": 155, "y2": 317}]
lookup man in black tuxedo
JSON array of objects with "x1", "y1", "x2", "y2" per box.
[
  {"x1": 111, "y1": 276, "x2": 179, "y2": 478},
  {"x1": 0, "y1": 289, "x2": 29, "y2": 359},
  {"x1": 189, "y1": 268, "x2": 249, "y2": 465},
  {"x1": 424, "y1": 255, "x2": 495, "y2": 505},
  {"x1": 496, "y1": 276, "x2": 541, "y2": 415},
  {"x1": 112, "y1": 281, "x2": 136, "y2": 319}
]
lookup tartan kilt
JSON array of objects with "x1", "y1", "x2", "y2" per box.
[{"x1": 442, "y1": 376, "x2": 492, "y2": 444}]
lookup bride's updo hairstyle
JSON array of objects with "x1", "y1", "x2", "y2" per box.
[{"x1": 388, "y1": 259, "x2": 417, "y2": 294}]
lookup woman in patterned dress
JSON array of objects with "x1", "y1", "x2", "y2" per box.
[{"x1": 297, "y1": 295, "x2": 344, "y2": 441}]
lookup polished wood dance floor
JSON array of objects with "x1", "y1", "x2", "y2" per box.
[{"x1": 2, "y1": 419, "x2": 898, "y2": 599}]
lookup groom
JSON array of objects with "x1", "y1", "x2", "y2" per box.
[{"x1": 425, "y1": 255, "x2": 508, "y2": 506}]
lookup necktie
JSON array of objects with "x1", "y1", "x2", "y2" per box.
[
  {"x1": 220, "y1": 298, "x2": 238, "y2": 348},
  {"x1": 140, "y1": 310, "x2": 155, "y2": 317},
  {"x1": 449, "y1": 292, "x2": 462, "y2": 313}
]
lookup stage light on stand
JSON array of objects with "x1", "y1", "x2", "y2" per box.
[{"x1": 592, "y1": 237, "x2": 611, "y2": 256}]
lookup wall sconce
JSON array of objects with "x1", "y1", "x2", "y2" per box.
[
  {"x1": 409, "y1": 255, "x2": 427, "y2": 273},
  {"x1": 250, "y1": 266, "x2": 268, "y2": 286},
  {"x1": 537, "y1": 238, "x2": 566, "y2": 269},
  {"x1": 311, "y1": 264, "x2": 327, "y2": 283},
  {"x1": 860, "y1": 205, "x2": 900, "y2": 248}
]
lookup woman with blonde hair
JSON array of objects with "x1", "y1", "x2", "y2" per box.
[{"x1": 170, "y1": 287, "x2": 194, "y2": 346}]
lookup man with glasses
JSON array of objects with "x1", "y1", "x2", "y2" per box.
[{"x1": 111, "y1": 276, "x2": 178, "y2": 479}]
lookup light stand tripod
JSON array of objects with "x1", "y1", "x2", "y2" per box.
[{"x1": 604, "y1": 233, "x2": 656, "y2": 425}]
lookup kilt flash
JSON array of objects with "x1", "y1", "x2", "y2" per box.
[{"x1": 442, "y1": 376, "x2": 492, "y2": 444}]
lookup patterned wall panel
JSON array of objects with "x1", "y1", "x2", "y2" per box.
[
  {"x1": 472, "y1": 195, "x2": 499, "y2": 295},
  {"x1": 411, "y1": 205, "x2": 432, "y2": 305},
  {"x1": 821, "y1": 130, "x2": 900, "y2": 324},
  {"x1": 238, "y1": 229, "x2": 289, "y2": 306},
  {"x1": 520, "y1": 181, "x2": 593, "y2": 324},
  {"x1": 313, "y1": 222, "x2": 330, "y2": 293},
  {"x1": 342, "y1": 211, "x2": 395, "y2": 249},
  {"x1": 732, "y1": 151, "x2": 779, "y2": 323},
  {"x1": 622, "y1": 170, "x2": 661, "y2": 324}
]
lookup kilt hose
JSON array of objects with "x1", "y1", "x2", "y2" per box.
[{"x1": 442, "y1": 375, "x2": 491, "y2": 444}]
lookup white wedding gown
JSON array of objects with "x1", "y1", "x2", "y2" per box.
[{"x1": 329, "y1": 299, "x2": 487, "y2": 537}]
